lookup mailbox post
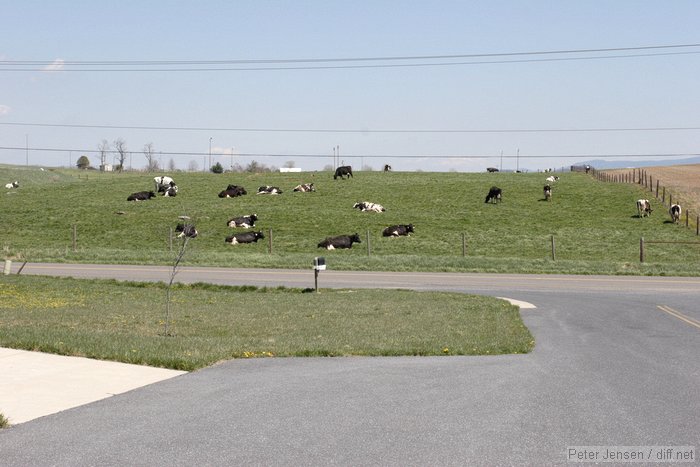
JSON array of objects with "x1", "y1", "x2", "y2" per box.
[{"x1": 313, "y1": 257, "x2": 326, "y2": 293}]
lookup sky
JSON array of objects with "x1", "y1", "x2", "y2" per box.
[{"x1": 1, "y1": 1, "x2": 700, "y2": 172}]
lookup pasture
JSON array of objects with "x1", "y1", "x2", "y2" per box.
[{"x1": 2, "y1": 165, "x2": 700, "y2": 275}]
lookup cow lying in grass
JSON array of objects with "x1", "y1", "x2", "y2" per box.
[
  {"x1": 382, "y1": 224, "x2": 414, "y2": 237},
  {"x1": 175, "y1": 223, "x2": 198, "y2": 238},
  {"x1": 225, "y1": 231, "x2": 265, "y2": 245},
  {"x1": 5, "y1": 181, "x2": 19, "y2": 189},
  {"x1": 127, "y1": 191, "x2": 156, "y2": 201},
  {"x1": 257, "y1": 185, "x2": 283, "y2": 195},
  {"x1": 318, "y1": 233, "x2": 362, "y2": 250},
  {"x1": 227, "y1": 214, "x2": 257, "y2": 228},
  {"x1": 218, "y1": 184, "x2": 247, "y2": 198},
  {"x1": 353, "y1": 201, "x2": 385, "y2": 212},
  {"x1": 293, "y1": 183, "x2": 315, "y2": 192}
]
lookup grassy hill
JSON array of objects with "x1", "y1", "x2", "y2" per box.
[{"x1": 2, "y1": 165, "x2": 700, "y2": 275}]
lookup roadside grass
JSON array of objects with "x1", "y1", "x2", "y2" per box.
[
  {"x1": 2, "y1": 167, "x2": 700, "y2": 275},
  {"x1": 0, "y1": 412, "x2": 8, "y2": 428},
  {"x1": 0, "y1": 275, "x2": 534, "y2": 371}
]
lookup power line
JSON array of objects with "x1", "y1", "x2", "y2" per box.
[
  {"x1": 1, "y1": 44, "x2": 699, "y2": 72},
  {"x1": 3, "y1": 121, "x2": 700, "y2": 134},
  {"x1": 1, "y1": 145, "x2": 697, "y2": 160}
]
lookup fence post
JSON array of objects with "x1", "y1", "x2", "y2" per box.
[
  {"x1": 367, "y1": 230, "x2": 371, "y2": 257},
  {"x1": 72, "y1": 225, "x2": 77, "y2": 252},
  {"x1": 268, "y1": 228, "x2": 273, "y2": 254},
  {"x1": 686, "y1": 210, "x2": 689, "y2": 228},
  {"x1": 655, "y1": 180, "x2": 659, "y2": 197},
  {"x1": 169, "y1": 227, "x2": 173, "y2": 252},
  {"x1": 551, "y1": 235, "x2": 556, "y2": 261},
  {"x1": 640, "y1": 237, "x2": 645, "y2": 263},
  {"x1": 662, "y1": 186, "x2": 666, "y2": 203},
  {"x1": 669, "y1": 193, "x2": 673, "y2": 206},
  {"x1": 462, "y1": 233, "x2": 466, "y2": 257},
  {"x1": 697, "y1": 216, "x2": 699, "y2": 236}
]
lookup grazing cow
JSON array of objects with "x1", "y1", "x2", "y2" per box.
[
  {"x1": 293, "y1": 183, "x2": 315, "y2": 192},
  {"x1": 669, "y1": 204, "x2": 682, "y2": 224},
  {"x1": 485, "y1": 186, "x2": 502, "y2": 204},
  {"x1": 257, "y1": 185, "x2": 283, "y2": 195},
  {"x1": 637, "y1": 199, "x2": 653, "y2": 218},
  {"x1": 225, "y1": 231, "x2": 265, "y2": 245},
  {"x1": 227, "y1": 214, "x2": 258, "y2": 228},
  {"x1": 543, "y1": 184, "x2": 552, "y2": 201},
  {"x1": 382, "y1": 224, "x2": 414, "y2": 237},
  {"x1": 154, "y1": 176, "x2": 175, "y2": 193},
  {"x1": 384, "y1": 164, "x2": 392, "y2": 172},
  {"x1": 4, "y1": 181, "x2": 19, "y2": 189},
  {"x1": 585, "y1": 165, "x2": 591, "y2": 174},
  {"x1": 127, "y1": 190, "x2": 156, "y2": 201},
  {"x1": 334, "y1": 165, "x2": 353, "y2": 180},
  {"x1": 353, "y1": 201, "x2": 386, "y2": 212},
  {"x1": 218, "y1": 185, "x2": 247, "y2": 198},
  {"x1": 317, "y1": 233, "x2": 362, "y2": 250},
  {"x1": 545, "y1": 176, "x2": 559, "y2": 182},
  {"x1": 486, "y1": 167, "x2": 499, "y2": 173},
  {"x1": 175, "y1": 223, "x2": 198, "y2": 238}
]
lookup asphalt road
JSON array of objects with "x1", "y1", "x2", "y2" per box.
[{"x1": 1, "y1": 263, "x2": 698, "y2": 466}]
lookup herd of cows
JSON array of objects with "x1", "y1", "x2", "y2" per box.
[{"x1": 122, "y1": 170, "x2": 416, "y2": 249}]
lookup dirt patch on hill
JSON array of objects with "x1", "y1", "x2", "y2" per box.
[{"x1": 605, "y1": 164, "x2": 700, "y2": 220}]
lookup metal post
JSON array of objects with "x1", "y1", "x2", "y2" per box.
[
  {"x1": 640, "y1": 237, "x2": 645, "y2": 263},
  {"x1": 314, "y1": 269, "x2": 319, "y2": 293}
]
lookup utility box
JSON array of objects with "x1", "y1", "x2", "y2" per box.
[{"x1": 313, "y1": 257, "x2": 326, "y2": 271}]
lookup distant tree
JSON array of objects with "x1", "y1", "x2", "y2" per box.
[
  {"x1": 76, "y1": 155, "x2": 91, "y2": 170},
  {"x1": 211, "y1": 162, "x2": 224, "y2": 174},
  {"x1": 143, "y1": 143, "x2": 157, "y2": 172},
  {"x1": 98, "y1": 140, "x2": 110, "y2": 168},
  {"x1": 187, "y1": 160, "x2": 199, "y2": 172},
  {"x1": 246, "y1": 160, "x2": 261, "y2": 173},
  {"x1": 114, "y1": 138, "x2": 127, "y2": 172},
  {"x1": 323, "y1": 164, "x2": 334, "y2": 171},
  {"x1": 231, "y1": 162, "x2": 244, "y2": 173},
  {"x1": 362, "y1": 164, "x2": 374, "y2": 171},
  {"x1": 168, "y1": 158, "x2": 177, "y2": 172},
  {"x1": 283, "y1": 160, "x2": 296, "y2": 168}
]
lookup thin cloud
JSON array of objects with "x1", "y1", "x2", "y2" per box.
[
  {"x1": 0, "y1": 105, "x2": 10, "y2": 116},
  {"x1": 43, "y1": 59, "x2": 65, "y2": 72}
]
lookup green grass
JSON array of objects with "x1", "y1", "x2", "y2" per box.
[
  {"x1": 2, "y1": 165, "x2": 699, "y2": 274},
  {"x1": 0, "y1": 412, "x2": 8, "y2": 429},
  {"x1": 0, "y1": 275, "x2": 534, "y2": 370}
]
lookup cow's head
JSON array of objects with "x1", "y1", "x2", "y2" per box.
[
  {"x1": 405, "y1": 224, "x2": 415, "y2": 233},
  {"x1": 350, "y1": 233, "x2": 362, "y2": 243},
  {"x1": 255, "y1": 231, "x2": 265, "y2": 240}
]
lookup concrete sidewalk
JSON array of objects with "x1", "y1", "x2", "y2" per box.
[{"x1": 0, "y1": 348, "x2": 186, "y2": 425}]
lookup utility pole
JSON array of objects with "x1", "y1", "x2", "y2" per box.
[
  {"x1": 25, "y1": 135, "x2": 29, "y2": 166},
  {"x1": 209, "y1": 137, "x2": 213, "y2": 171}
]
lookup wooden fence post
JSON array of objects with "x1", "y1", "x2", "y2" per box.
[
  {"x1": 367, "y1": 230, "x2": 371, "y2": 257},
  {"x1": 639, "y1": 237, "x2": 645, "y2": 263},
  {"x1": 697, "y1": 216, "x2": 699, "y2": 236},
  {"x1": 268, "y1": 228, "x2": 273, "y2": 254},
  {"x1": 169, "y1": 227, "x2": 173, "y2": 252},
  {"x1": 686, "y1": 210, "x2": 689, "y2": 228},
  {"x1": 655, "y1": 180, "x2": 659, "y2": 197},
  {"x1": 462, "y1": 233, "x2": 466, "y2": 257},
  {"x1": 662, "y1": 186, "x2": 666, "y2": 203},
  {"x1": 551, "y1": 235, "x2": 556, "y2": 261},
  {"x1": 72, "y1": 225, "x2": 77, "y2": 252}
]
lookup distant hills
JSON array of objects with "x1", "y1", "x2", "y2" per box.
[{"x1": 580, "y1": 156, "x2": 700, "y2": 170}]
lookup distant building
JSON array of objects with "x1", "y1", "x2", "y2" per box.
[
  {"x1": 279, "y1": 167, "x2": 302, "y2": 173},
  {"x1": 100, "y1": 164, "x2": 113, "y2": 172}
]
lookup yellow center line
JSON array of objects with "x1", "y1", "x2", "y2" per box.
[{"x1": 657, "y1": 305, "x2": 700, "y2": 330}]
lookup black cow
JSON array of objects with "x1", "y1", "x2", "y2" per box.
[
  {"x1": 485, "y1": 186, "x2": 502, "y2": 203},
  {"x1": 486, "y1": 167, "x2": 499, "y2": 173},
  {"x1": 127, "y1": 190, "x2": 156, "y2": 201},
  {"x1": 227, "y1": 214, "x2": 258, "y2": 228},
  {"x1": 317, "y1": 233, "x2": 362, "y2": 250},
  {"x1": 334, "y1": 165, "x2": 353, "y2": 180},
  {"x1": 218, "y1": 185, "x2": 247, "y2": 198},
  {"x1": 225, "y1": 231, "x2": 265, "y2": 245},
  {"x1": 257, "y1": 185, "x2": 283, "y2": 195},
  {"x1": 175, "y1": 223, "x2": 198, "y2": 238},
  {"x1": 382, "y1": 224, "x2": 414, "y2": 237}
]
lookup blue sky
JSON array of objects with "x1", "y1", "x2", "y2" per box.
[{"x1": 1, "y1": 1, "x2": 699, "y2": 172}]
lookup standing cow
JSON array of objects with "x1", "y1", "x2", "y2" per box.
[
  {"x1": 485, "y1": 186, "x2": 502, "y2": 204},
  {"x1": 543, "y1": 184, "x2": 552, "y2": 201},
  {"x1": 637, "y1": 199, "x2": 653, "y2": 218},
  {"x1": 669, "y1": 204, "x2": 681, "y2": 224},
  {"x1": 334, "y1": 166, "x2": 353, "y2": 180}
]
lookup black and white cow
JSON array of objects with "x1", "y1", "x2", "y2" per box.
[
  {"x1": 4, "y1": 181, "x2": 19, "y2": 189},
  {"x1": 543, "y1": 184, "x2": 552, "y2": 201},
  {"x1": 127, "y1": 190, "x2": 156, "y2": 201},
  {"x1": 485, "y1": 186, "x2": 502, "y2": 203},
  {"x1": 218, "y1": 185, "x2": 247, "y2": 198},
  {"x1": 669, "y1": 204, "x2": 682, "y2": 224},
  {"x1": 154, "y1": 176, "x2": 176, "y2": 193},
  {"x1": 257, "y1": 185, "x2": 283, "y2": 195},
  {"x1": 175, "y1": 223, "x2": 198, "y2": 238},
  {"x1": 317, "y1": 233, "x2": 362, "y2": 250},
  {"x1": 383, "y1": 164, "x2": 392, "y2": 172},
  {"x1": 545, "y1": 176, "x2": 559, "y2": 183},
  {"x1": 353, "y1": 201, "x2": 386, "y2": 212},
  {"x1": 637, "y1": 199, "x2": 653, "y2": 218},
  {"x1": 227, "y1": 214, "x2": 258, "y2": 228},
  {"x1": 334, "y1": 165, "x2": 353, "y2": 180},
  {"x1": 382, "y1": 224, "x2": 414, "y2": 237},
  {"x1": 293, "y1": 183, "x2": 315, "y2": 192},
  {"x1": 163, "y1": 182, "x2": 178, "y2": 197},
  {"x1": 225, "y1": 231, "x2": 265, "y2": 245}
]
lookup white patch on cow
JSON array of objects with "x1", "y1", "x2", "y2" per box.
[{"x1": 326, "y1": 245, "x2": 335, "y2": 250}]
